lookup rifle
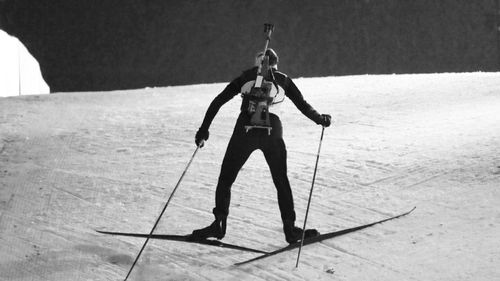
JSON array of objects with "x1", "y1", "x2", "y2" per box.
[{"x1": 244, "y1": 23, "x2": 275, "y2": 135}]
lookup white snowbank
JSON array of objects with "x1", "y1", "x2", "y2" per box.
[{"x1": 0, "y1": 29, "x2": 50, "y2": 97}]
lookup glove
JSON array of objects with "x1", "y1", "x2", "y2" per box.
[
  {"x1": 195, "y1": 128, "x2": 209, "y2": 147},
  {"x1": 318, "y1": 114, "x2": 332, "y2": 127}
]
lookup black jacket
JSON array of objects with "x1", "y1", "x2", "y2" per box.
[{"x1": 200, "y1": 67, "x2": 322, "y2": 138}]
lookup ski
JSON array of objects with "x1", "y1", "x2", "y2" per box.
[
  {"x1": 235, "y1": 206, "x2": 416, "y2": 266},
  {"x1": 96, "y1": 230, "x2": 268, "y2": 254}
]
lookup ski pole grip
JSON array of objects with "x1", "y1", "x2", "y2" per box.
[{"x1": 198, "y1": 140, "x2": 205, "y2": 148}]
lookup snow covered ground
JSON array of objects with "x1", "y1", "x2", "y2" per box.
[
  {"x1": 0, "y1": 30, "x2": 50, "y2": 97},
  {"x1": 0, "y1": 72, "x2": 499, "y2": 281}
]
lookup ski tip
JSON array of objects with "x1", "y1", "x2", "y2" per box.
[
  {"x1": 95, "y1": 229, "x2": 118, "y2": 235},
  {"x1": 399, "y1": 206, "x2": 416, "y2": 217},
  {"x1": 95, "y1": 229, "x2": 109, "y2": 235}
]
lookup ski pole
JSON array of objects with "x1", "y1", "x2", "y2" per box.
[
  {"x1": 295, "y1": 126, "x2": 325, "y2": 268},
  {"x1": 124, "y1": 145, "x2": 201, "y2": 281}
]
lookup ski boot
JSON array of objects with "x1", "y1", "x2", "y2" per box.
[
  {"x1": 188, "y1": 217, "x2": 226, "y2": 241},
  {"x1": 283, "y1": 221, "x2": 320, "y2": 244}
]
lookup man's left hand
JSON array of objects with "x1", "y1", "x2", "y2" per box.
[{"x1": 319, "y1": 114, "x2": 332, "y2": 127}]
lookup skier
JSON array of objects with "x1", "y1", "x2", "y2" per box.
[{"x1": 190, "y1": 48, "x2": 331, "y2": 244}]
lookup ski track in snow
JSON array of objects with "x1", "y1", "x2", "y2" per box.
[{"x1": 0, "y1": 72, "x2": 499, "y2": 280}]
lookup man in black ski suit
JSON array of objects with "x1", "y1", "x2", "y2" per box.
[{"x1": 191, "y1": 49, "x2": 331, "y2": 244}]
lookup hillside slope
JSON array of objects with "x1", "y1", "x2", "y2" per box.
[{"x1": 0, "y1": 73, "x2": 499, "y2": 280}]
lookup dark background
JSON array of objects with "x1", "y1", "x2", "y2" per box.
[{"x1": 1, "y1": 0, "x2": 499, "y2": 93}]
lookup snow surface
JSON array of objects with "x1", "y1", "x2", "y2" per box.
[
  {"x1": 0, "y1": 30, "x2": 50, "y2": 97},
  {"x1": 0, "y1": 72, "x2": 499, "y2": 281}
]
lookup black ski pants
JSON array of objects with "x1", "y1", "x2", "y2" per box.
[{"x1": 212, "y1": 133, "x2": 296, "y2": 224}]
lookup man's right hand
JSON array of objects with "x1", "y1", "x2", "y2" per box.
[
  {"x1": 318, "y1": 114, "x2": 332, "y2": 127},
  {"x1": 195, "y1": 128, "x2": 209, "y2": 148}
]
